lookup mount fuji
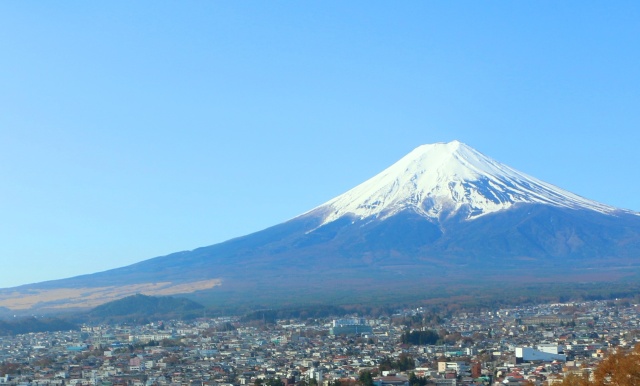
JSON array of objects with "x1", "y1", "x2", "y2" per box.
[
  {"x1": 3, "y1": 141, "x2": 640, "y2": 311},
  {"x1": 306, "y1": 140, "x2": 627, "y2": 224}
]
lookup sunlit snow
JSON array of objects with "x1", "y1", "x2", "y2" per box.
[{"x1": 303, "y1": 140, "x2": 632, "y2": 227}]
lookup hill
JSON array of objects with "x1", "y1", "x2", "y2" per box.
[{"x1": 86, "y1": 294, "x2": 205, "y2": 322}]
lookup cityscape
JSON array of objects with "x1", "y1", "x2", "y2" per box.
[{"x1": 1, "y1": 299, "x2": 638, "y2": 386}]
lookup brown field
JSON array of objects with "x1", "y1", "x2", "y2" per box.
[{"x1": 0, "y1": 279, "x2": 222, "y2": 311}]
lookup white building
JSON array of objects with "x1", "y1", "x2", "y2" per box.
[{"x1": 515, "y1": 347, "x2": 566, "y2": 363}]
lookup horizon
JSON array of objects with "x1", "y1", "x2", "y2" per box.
[{"x1": 1, "y1": 2, "x2": 639, "y2": 287}]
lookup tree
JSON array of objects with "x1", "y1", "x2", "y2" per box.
[
  {"x1": 265, "y1": 378, "x2": 285, "y2": 386},
  {"x1": 0, "y1": 362, "x2": 21, "y2": 376},
  {"x1": 592, "y1": 344, "x2": 640, "y2": 386},
  {"x1": 358, "y1": 370, "x2": 374, "y2": 386},
  {"x1": 408, "y1": 372, "x2": 427, "y2": 386},
  {"x1": 401, "y1": 330, "x2": 439, "y2": 345},
  {"x1": 378, "y1": 355, "x2": 415, "y2": 372},
  {"x1": 396, "y1": 354, "x2": 415, "y2": 371},
  {"x1": 559, "y1": 374, "x2": 591, "y2": 386},
  {"x1": 559, "y1": 343, "x2": 640, "y2": 386},
  {"x1": 379, "y1": 357, "x2": 393, "y2": 372}
]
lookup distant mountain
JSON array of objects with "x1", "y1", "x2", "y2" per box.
[{"x1": 2, "y1": 141, "x2": 640, "y2": 311}]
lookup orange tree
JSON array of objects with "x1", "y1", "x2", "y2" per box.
[{"x1": 560, "y1": 344, "x2": 640, "y2": 385}]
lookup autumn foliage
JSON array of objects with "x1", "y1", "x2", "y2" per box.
[{"x1": 561, "y1": 343, "x2": 640, "y2": 385}]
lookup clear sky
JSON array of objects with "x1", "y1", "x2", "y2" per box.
[{"x1": 1, "y1": 2, "x2": 639, "y2": 288}]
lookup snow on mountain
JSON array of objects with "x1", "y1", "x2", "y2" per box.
[{"x1": 308, "y1": 140, "x2": 629, "y2": 226}]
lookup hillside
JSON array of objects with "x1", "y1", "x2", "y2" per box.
[
  {"x1": 0, "y1": 317, "x2": 77, "y2": 336},
  {"x1": 86, "y1": 294, "x2": 205, "y2": 322}
]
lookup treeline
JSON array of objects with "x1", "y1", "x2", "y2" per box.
[
  {"x1": 379, "y1": 354, "x2": 415, "y2": 371},
  {"x1": 241, "y1": 305, "x2": 351, "y2": 324},
  {"x1": 240, "y1": 304, "x2": 405, "y2": 324},
  {"x1": 400, "y1": 330, "x2": 439, "y2": 345},
  {"x1": 0, "y1": 317, "x2": 77, "y2": 336},
  {"x1": 407, "y1": 281, "x2": 640, "y2": 316}
]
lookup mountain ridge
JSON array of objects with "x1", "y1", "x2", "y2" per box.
[{"x1": 2, "y1": 140, "x2": 640, "y2": 312}]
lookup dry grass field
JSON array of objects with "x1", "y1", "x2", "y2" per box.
[{"x1": 0, "y1": 279, "x2": 221, "y2": 311}]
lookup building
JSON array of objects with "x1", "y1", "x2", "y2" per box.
[
  {"x1": 437, "y1": 361, "x2": 470, "y2": 375},
  {"x1": 373, "y1": 375, "x2": 408, "y2": 386},
  {"x1": 520, "y1": 315, "x2": 573, "y2": 326},
  {"x1": 329, "y1": 319, "x2": 372, "y2": 335},
  {"x1": 515, "y1": 347, "x2": 567, "y2": 363}
]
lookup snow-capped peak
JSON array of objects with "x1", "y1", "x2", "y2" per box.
[{"x1": 307, "y1": 140, "x2": 627, "y2": 226}]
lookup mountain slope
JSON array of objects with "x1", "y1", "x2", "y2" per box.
[{"x1": 2, "y1": 141, "x2": 640, "y2": 311}]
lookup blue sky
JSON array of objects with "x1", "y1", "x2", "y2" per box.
[{"x1": 1, "y1": 2, "x2": 639, "y2": 287}]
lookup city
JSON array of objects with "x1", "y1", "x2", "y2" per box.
[{"x1": 1, "y1": 299, "x2": 638, "y2": 386}]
